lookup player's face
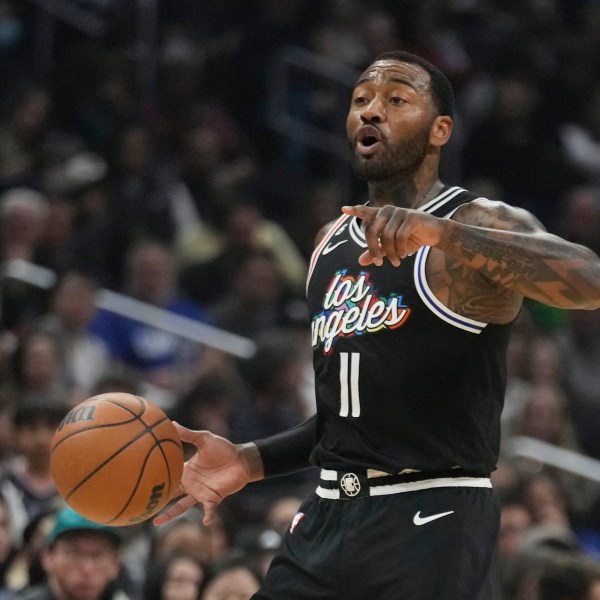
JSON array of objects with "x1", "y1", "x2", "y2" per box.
[{"x1": 347, "y1": 60, "x2": 438, "y2": 181}]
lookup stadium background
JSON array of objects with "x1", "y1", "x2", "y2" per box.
[{"x1": 1, "y1": 1, "x2": 600, "y2": 598}]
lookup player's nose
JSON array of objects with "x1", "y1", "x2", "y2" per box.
[{"x1": 359, "y1": 96, "x2": 385, "y2": 124}]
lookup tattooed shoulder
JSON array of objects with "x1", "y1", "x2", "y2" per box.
[{"x1": 452, "y1": 199, "x2": 545, "y2": 234}]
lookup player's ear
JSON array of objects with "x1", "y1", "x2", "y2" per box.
[{"x1": 429, "y1": 115, "x2": 452, "y2": 148}]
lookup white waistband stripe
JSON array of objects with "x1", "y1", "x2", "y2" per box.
[
  {"x1": 320, "y1": 469, "x2": 338, "y2": 481},
  {"x1": 316, "y1": 486, "x2": 341, "y2": 499},
  {"x1": 316, "y1": 476, "x2": 492, "y2": 499},
  {"x1": 368, "y1": 477, "x2": 492, "y2": 496}
]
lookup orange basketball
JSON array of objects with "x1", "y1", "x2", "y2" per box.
[{"x1": 50, "y1": 392, "x2": 184, "y2": 526}]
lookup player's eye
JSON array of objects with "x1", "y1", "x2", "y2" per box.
[
  {"x1": 353, "y1": 96, "x2": 369, "y2": 105},
  {"x1": 390, "y1": 96, "x2": 406, "y2": 105}
]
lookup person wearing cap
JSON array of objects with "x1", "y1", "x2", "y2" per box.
[{"x1": 14, "y1": 507, "x2": 129, "y2": 600}]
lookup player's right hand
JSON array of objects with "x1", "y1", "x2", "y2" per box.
[{"x1": 153, "y1": 423, "x2": 257, "y2": 527}]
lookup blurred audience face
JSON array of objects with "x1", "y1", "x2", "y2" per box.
[
  {"x1": 528, "y1": 336, "x2": 563, "y2": 384},
  {"x1": 233, "y1": 253, "x2": 282, "y2": 304},
  {"x1": 16, "y1": 415, "x2": 58, "y2": 474},
  {"x1": 20, "y1": 333, "x2": 62, "y2": 391},
  {"x1": 0, "y1": 188, "x2": 49, "y2": 258},
  {"x1": 41, "y1": 531, "x2": 120, "y2": 600},
  {"x1": 161, "y1": 555, "x2": 204, "y2": 600},
  {"x1": 52, "y1": 273, "x2": 98, "y2": 332},
  {"x1": 127, "y1": 242, "x2": 177, "y2": 305},
  {"x1": 118, "y1": 126, "x2": 153, "y2": 174},
  {"x1": 201, "y1": 565, "x2": 260, "y2": 600},
  {"x1": 154, "y1": 520, "x2": 212, "y2": 565},
  {"x1": 498, "y1": 502, "x2": 533, "y2": 562},
  {"x1": 519, "y1": 384, "x2": 565, "y2": 444},
  {"x1": 562, "y1": 186, "x2": 600, "y2": 249},
  {"x1": 522, "y1": 473, "x2": 570, "y2": 528}
]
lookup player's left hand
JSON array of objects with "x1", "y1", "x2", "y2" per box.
[{"x1": 341, "y1": 204, "x2": 446, "y2": 267}]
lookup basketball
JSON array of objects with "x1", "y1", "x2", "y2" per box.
[{"x1": 50, "y1": 392, "x2": 184, "y2": 526}]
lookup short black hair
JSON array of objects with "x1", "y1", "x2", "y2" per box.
[{"x1": 369, "y1": 51, "x2": 455, "y2": 118}]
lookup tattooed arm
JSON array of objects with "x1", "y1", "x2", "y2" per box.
[
  {"x1": 440, "y1": 199, "x2": 600, "y2": 310},
  {"x1": 341, "y1": 200, "x2": 600, "y2": 315}
]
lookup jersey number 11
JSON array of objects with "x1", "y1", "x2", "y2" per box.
[{"x1": 339, "y1": 352, "x2": 361, "y2": 417}]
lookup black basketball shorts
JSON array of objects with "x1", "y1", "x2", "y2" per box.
[{"x1": 252, "y1": 470, "x2": 501, "y2": 600}]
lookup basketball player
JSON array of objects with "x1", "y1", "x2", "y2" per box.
[{"x1": 155, "y1": 51, "x2": 600, "y2": 598}]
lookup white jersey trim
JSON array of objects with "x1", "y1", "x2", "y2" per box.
[
  {"x1": 414, "y1": 189, "x2": 488, "y2": 334},
  {"x1": 414, "y1": 246, "x2": 486, "y2": 334}
]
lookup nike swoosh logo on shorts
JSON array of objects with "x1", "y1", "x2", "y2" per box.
[
  {"x1": 322, "y1": 240, "x2": 348, "y2": 255},
  {"x1": 413, "y1": 510, "x2": 454, "y2": 526}
]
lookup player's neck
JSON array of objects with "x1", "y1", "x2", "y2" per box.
[{"x1": 367, "y1": 177, "x2": 444, "y2": 209}]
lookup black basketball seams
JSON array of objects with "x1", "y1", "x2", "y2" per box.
[
  {"x1": 50, "y1": 396, "x2": 146, "y2": 455},
  {"x1": 63, "y1": 415, "x2": 171, "y2": 506}
]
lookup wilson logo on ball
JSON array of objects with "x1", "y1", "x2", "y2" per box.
[
  {"x1": 57, "y1": 405, "x2": 97, "y2": 431},
  {"x1": 130, "y1": 482, "x2": 166, "y2": 523}
]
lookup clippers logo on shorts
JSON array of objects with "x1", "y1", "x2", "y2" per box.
[
  {"x1": 311, "y1": 270, "x2": 411, "y2": 353},
  {"x1": 290, "y1": 512, "x2": 305, "y2": 534},
  {"x1": 340, "y1": 473, "x2": 361, "y2": 497}
]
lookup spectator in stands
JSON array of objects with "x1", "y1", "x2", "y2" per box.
[
  {"x1": 172, "y1": 373, "x2": 243, "y2": 441},
  {"x1": 106, "y1": 124, "x2": 176, "y2": 258},
  {"x1": 142, "y1": 552, "x2": 206, "y2": 600},
  {"x1": 6, "y1": 332, "x2": 74, "y2": 408},
  {"x1": 36, "y1": 271, "x2": 109, "y2": 403},
  {"x1": 498, "y1": 499, "x2": 534, "y2": 567},
  {"x1": 150, "y1": 511, "x2": 214, "y2": 569},
  {"x1": 14, "y1": 507, "x2": 128, "y2": 600},
  {"x1": 90, "y1": 240, "x2": 210, "y2": 407},
  {"x1": 179, "y1": 198, "x2": 307, "y2": 307},
  {"x1": 0, "y1": 403, "x2": 67, "y2": 543},
  {"x1": 205, "y1": 249, "x2": 305, "y2": 341},
  {"x1": 557, "y1": 308, "x2": 600, "y2": 459},
  {"x1": 0, "y1": 187, "x2": 51, "y2": 334},
  {"x1": 0, "y1": 86, "x2": 52, "y2": 191},
  {"x1": 71, "y1": 52, "x2": 138, "y2": 158},
  {"x1": 537, "y1": 555, "x2": 600, "y2": 600},
  {"x1": 233, "y1": 328, "x2": 308, "y2": 443},
  {"x1": 200, "y1": 556, "x2": 260, "y2": 600},
  {"x1": 463, "y1": 73, "x2": 572, "y2": 226},
  {"x1": 3, "y1": 510, "x2": 55, "y2": 594},
  {"x1": 555, "y1": 185, "x2": 600, "y2": 257}
]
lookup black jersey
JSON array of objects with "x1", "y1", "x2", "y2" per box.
[{"x1": 306, "y1": 186, "x2": 513, "y2": 475}]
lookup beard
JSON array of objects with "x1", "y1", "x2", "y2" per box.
[{"x1": 350, "y1": 127, "x2": 431, "y2": 181}]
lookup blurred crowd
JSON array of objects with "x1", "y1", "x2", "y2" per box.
[{"x1": 0, "y1": 0, "x2": 600, "y2": 598}]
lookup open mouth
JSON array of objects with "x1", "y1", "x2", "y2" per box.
[{"x1": 356, "y1": 125, "x2": 382, "y2": 156}]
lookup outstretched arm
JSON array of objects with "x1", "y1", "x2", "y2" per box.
[
  {"x1": 342, "y1": 200, "x2": 600, "y2": 311},
  {"x1": 438, "y1": 200, "x2": 600, "y2": 310},
  {"x1": 154, "y1": 417, "x2": 316, "y2": 526}
]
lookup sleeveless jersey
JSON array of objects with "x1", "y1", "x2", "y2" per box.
[{"x1": 306, "y1": 186, "x2": 513, "y2": 475}]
